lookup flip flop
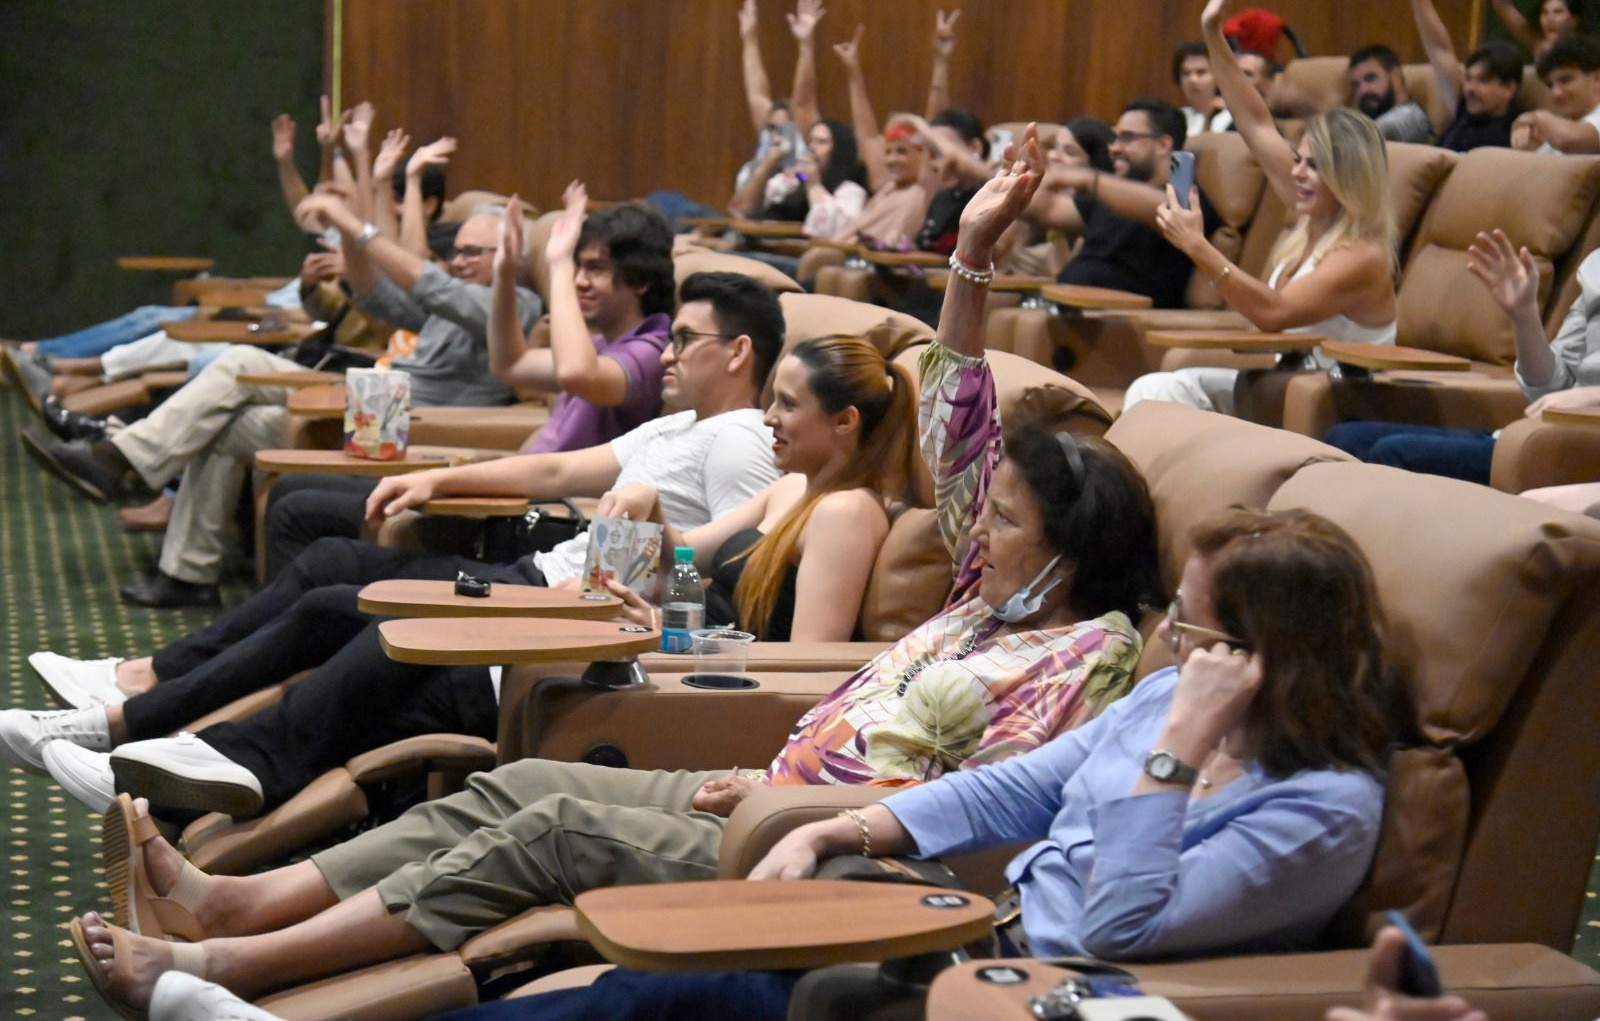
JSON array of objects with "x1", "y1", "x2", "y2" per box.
[
  {"x1": 71, "y1": 916, "x2": 209, "y2": 1021},
  {"x1": 101, "y1": 794, "x2": 208, "y2": 941}
]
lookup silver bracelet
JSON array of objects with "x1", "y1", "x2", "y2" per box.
[
  {"x1": 355, "y1": 222, "x2": 380, "y2": 249},
  {"x1": 947, "y1": 250, "x2": 996, "y2": 286}
]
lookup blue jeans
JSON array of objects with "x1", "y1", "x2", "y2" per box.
[
  {"x1": 1323, "y1": 422, "x2": 1496, "y2": 485},
  {"x1": 646, "y1": 190, "x2": 723, "y2": 232},
  {"x1": 35, "y1": 305, "x2": 197, "y2": 358}
]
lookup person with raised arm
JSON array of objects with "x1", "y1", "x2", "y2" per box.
[
  {"x1": 1492, "y1": 0, "x2": 1580, "y2": 60},
  {"x1": 1411, "y1": 0, "x2": 1524, "y2": 151},
  {"x1": 1123, "y1": 0, "x2": 1397, "y2": 415}
]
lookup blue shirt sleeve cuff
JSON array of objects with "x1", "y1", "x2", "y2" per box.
[{"x1": 1085, "y1": 791, "x2": 1187, "y2": 883}]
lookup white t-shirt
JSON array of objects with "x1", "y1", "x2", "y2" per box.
[
  {"x1": 1540, "y1": 103, "x2": 1600, "y2": 154},
  {"x1": 532, "y1": 408, "x2": 778, "y2": 584}
]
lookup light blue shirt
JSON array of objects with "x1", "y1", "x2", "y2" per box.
[{"x1": 884, "y1": 667, "x2": 1386, "y2": 960}]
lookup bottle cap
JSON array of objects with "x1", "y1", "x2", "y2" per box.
[{"x1": 675, "y1": 546, "x2": 695, "y2": 563}]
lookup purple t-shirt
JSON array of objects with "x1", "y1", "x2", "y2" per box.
[{"x1": 522, "y1": 313, "x2": 672, "y2": 453}]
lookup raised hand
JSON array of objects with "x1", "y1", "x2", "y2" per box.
[
  {"x1": 1465, "y1": 229, "x2": 1540, "y2": 319},
  {"x1": 1201, "y1": 0, "x2": 1233, "y2": 32},
  {"x1": 738, "y1": 0, "x2": 758, "y2": 38},
  {"x1": 407, "y1": 135, "x2": 456, "y2": 177},
  {"x1": 832, "y1": 24, "x2": 865, "y2": 70},
  {"x1": 788, "y1": 0, "x2": 825, "y2": 42},
  {"x1": 343, "y1": 100, "x2": 376, "y2": 154},
  {"x1": 271, "y1": 114, "x2": 297, "y2": 162},
  {"x1": 373, "y1": 128, "x2": 411, "y2": 182},
  {"x1": 933, "y1": 8, "x2": 961, "y2": 58},
  {"x1": 314, "y1": 94, "x2": 344, "y2": 151},
  {"x1": 956, "y1": 123, "x2": 1045, "y2": 258},
  {"x1": 496, "y1": 195, "x2": 527, "y2": 282},
  {"x1": 1154, "y1": 183, "x2": 1208, "y2": 257},
  {"x1": 300, "y1": 249, "x2": 345, "y2": 286},
  {"x1": 546, "y1": 180, "x2": 589, "y2": 265}
]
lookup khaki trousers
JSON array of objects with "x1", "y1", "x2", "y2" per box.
[
  {"x1": 111, "y1": 347, "x2": 302, "y2": 583},
  {"x1": 310, "y1": 759, "x2": 729, "y2": 951}
]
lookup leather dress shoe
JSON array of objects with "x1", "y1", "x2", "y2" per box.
[
  {"x1": 120, "y1": 571, "x2": 220, "y2": 609},
  {"x1": 41, "y1": 396, "x2": 110, "y2": 442},
  {"x1": 20, "y1": 428, "x2": 131, "y2": 503}
]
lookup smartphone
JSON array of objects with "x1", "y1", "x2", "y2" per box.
[
  {"x1": 1168, "y1": 152, "x2": 1196, "y2": 210},
  {"x1": 1387, "y1": 910, "x2": 1444, "y2": 998}
]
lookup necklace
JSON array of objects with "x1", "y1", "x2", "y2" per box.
[{"x1": 894, "y1": 615, "x2": 1005, "y2": 696}]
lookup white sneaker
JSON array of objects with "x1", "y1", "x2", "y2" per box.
[
  {"x1": 42, "y1": 741, "x2": 116, "y2": 814},
  {"x1": 149, "y1": 972, "x2": 287, "y2": 1021},
  {"x1": 28, "y1": 651, "x2": 127, "y2": 709},
  {"x1": 0, "y1": 707, "x2": 111, "y2": 773},
  {"x1": 111, "y1": 733, "x2": 264, "y2": 818}
]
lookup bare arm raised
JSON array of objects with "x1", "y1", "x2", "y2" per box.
[
  {"x1": 926, "y1": 8, "x2": 960, "y2": 120},
  {"x1": 788, "y1": 0, "x2": 825, "y2": 133},
  {"x1": 1202, "y1": 0, "x2": 1297, "y2": 207},
  {"x1": 1409, "y1": 0, "x2": 1464, "y2": 124}
]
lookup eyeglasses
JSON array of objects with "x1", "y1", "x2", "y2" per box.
[
  {"x1": 1162, "y1": 594, "x2": 1248, "y2": 653},
  {"x1": 449, "y1": 244, "x2": 494, "y2": 260},
  {"x1": 1112, "y1": 130, "x2": 1161, "y2": 146},
  {"x1": 668, "y1": 327, "x2": 735, "y2": 355}
]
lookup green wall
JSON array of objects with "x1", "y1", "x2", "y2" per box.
[{"x1": 0, "y1": 1, "x2": 324, "y2": 339}]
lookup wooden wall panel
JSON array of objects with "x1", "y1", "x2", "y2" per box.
[{"x1": 333, "y1": 0, "x2": 1476, "y2": 212}]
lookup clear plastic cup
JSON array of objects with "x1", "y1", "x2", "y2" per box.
[{"x1": 688, "y1": 628, "x2": 756, "y2": 686}]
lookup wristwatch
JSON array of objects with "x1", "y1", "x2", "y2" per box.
[
  {"x1": 1144, "y1": 749, "x2": 1200, "y2": 787},
  {"x1": 355, "y1": 222, "x2": 380, "y2": 249}
]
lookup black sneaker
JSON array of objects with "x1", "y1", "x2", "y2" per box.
[
  {"x1": 19, "y1": 429, "x2": 129, "y2": 503},
  {"x1": 118, "y1": 571, "x2": 221, "y2": 609},
  {"x1": 41, "y1": 397, "x2": 109, "y2": 443}
]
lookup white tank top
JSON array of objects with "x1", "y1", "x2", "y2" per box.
[{"x1": 1268, "y1": 257, "x2": 1397, "y2": 367}]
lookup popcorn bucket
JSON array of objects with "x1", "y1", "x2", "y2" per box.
[{"x1": 343, "y1": 368, "x2": 411, "y2": 461}]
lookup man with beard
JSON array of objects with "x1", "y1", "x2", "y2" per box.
[
  {"x1": 1348, "y1": 44, "x2": 1433, "y2": 143},
  {"x1": 1021, "y1": 98, "x2": 1222, "y2": 309}
]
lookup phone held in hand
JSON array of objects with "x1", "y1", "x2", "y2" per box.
[
  {"x1": 1387, "y1": 909, "x2": 1444, "y2": 998},
  {"x1": 1168, "y1": 152, "x2": 1196, "y2": 210}
]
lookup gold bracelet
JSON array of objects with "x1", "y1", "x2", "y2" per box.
[{"x1": 839, "y1": 808, "x2": 872, "y2": 857}]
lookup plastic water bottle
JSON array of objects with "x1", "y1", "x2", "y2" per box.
[{"x1": 660, "y1": 546, "x2": 705, "y2": 653}]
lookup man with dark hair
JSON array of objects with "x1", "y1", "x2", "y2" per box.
[
  {"x1": 256, "y1": 188, "x2": 678, "y2": 579},
  {"x1": 1349, "y1": 43, "x2": 1434, "y2": 142},
  {"x1": 1174, "y1": 41, "x2": 1233, "y2": 135},
  {"x1": 1515, "y1": 32, "x2": 1600, "y2": 153},
  {"x1": 1022, "y1": 98, "x2": 1221, "y2": 309},
  {"x1": 1411, "y1": 0, "x2": 1523, "y2": 150},
  {"x1": 18, "y1": 272, "x2": 787, "y2": 820}
]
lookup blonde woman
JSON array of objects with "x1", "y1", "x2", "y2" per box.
[{"x1": 1124, "y1": 0, "x2": 1398, "y2": 415}]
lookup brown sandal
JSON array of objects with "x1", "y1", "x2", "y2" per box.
[
  {"x1": 102, "y1": 793, "x2": 208, "y2": 941},
  {"x1": 70, "y1": 915, "x2": 207, "y2": 1021}
]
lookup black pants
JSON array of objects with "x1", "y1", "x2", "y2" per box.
[
  {"x1": 129, "y1": 538, "x2": 541, "y2": 783},
  {"x1": 260, "y1": 474, "x2": 378, "y2": 583}
]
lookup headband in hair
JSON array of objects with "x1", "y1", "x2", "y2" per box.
[{"x1": 1055, "y1": 431, "x2": 1086, "y2": 490}]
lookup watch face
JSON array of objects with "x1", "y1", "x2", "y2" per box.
[{"x1": 1148, "y1": 752, "x2": 1175, "y2": 779}]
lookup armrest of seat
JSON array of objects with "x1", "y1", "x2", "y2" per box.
[
  {"x1": 238, "y1": 370, "x2": 344, "y2": 388},
  {"x1": 285, "y1": 383, "x2": 345, "y2": 419},
  {"x1": 807, "y1": 238, "x2": 862, "y2": 254},
  {"x1": 733, "y1": 218, "x2": 809, "y2": 238},
  {"x1": 753, "y1": 238, "x2": 811, "y2": 257},
  {"x1": 418, "y1": 495, "x2": 528, "y2": 517},
  {"x1": 1039, "y1": 283, "x2": 1154, "y2": 309},
  {"x1": 1490, "y1": 412, "x2": 1600, "y2": 492},
  {"x1": 356, "y1": 578, "x2": 621, "y2": 619},
  {"x1": 719, "y1": 785, "x2": 893, "y2": 878},
  {"x1": 346, "y1": 733, "x2": 497, "y2": 784},
  {"x1": 1145, "y1": 329, "x2": 1321, "y2": 354},
  {"x1": 163, "y1": 319, "x2": 314, "y2": 345},
  {"x1": 638, "y1": 641, "x2": 884, "y2": 673},
  {"x1": 459, "y1": 905, "x2": 587, "y2": 970},
  {"x1": 1320, "y1": 340, "x2": 1473, "y2": 373},
  {"x1": 409, "y1": 403, "x2": 551, "y2": 450},
  {"x1": 859, "y1": 249, "x2": 949, "y2": 269},
  {"x1": 253, "y1": 448, "x2": 451, "y2": 477},
  {"x1": 574, "y1": 879, "x2": 994, "y2": 973},
  {"x1": 678, "y1": 216, "x2": 733, "y2": 231}
]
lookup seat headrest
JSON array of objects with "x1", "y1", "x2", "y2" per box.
[
  {"x1": 674, "y1": 249, "x2": 804, "y2": 296},
  {"x1": 1385, "y1": 142, "x2": 1457, "y2": 244},
  {"x1": 1106, "y1": 402, "x2": 1352, "y2": 589},
  {"x1": 1269, "y1": 462, "x2": 1600, "y2": 743},
  {"x1": 1187, "y1": 133, "x2": 1266, "y2": 229}
]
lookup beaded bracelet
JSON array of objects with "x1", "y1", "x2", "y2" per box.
[
  {"x1": 840, "y1": 807, "x2": 872, "y2": 857},
  {"x1": 947, "y1": 250, "x2": 996, "y2": 286}
]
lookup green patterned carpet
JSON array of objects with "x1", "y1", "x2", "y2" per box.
[
  {"x1": 0, "y1": 382, "x2": 249, "y2": 1021},
  {"x1": 0, "y1": 379, "x2": 1597, "y2": 1019}
]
